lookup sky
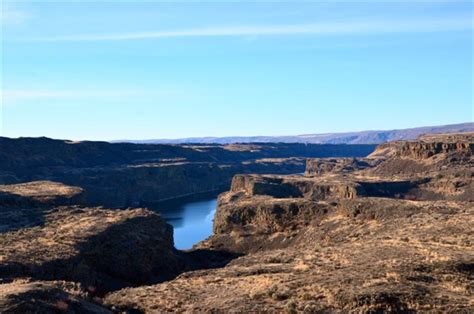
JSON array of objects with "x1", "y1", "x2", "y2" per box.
[{"x1": 1, "y1": 1, "x2": 473, "y2": 141}]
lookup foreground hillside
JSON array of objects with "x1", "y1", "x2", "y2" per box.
[
  {"x1": 107, "y1": 133, "x2": 473, "y2": 312},
  {"x1": 0, "y1": 181, "x2": 236, "y2": 312}
]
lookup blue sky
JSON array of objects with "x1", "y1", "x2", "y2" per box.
[{"x1": 1, "y1": 1, "x2": 473, "y2": 140}]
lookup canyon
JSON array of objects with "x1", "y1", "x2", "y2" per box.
[
  {"x1": 0, "y1": 137, "x2": 374, "y2": 207},
  {"x1": 0, "y1": 133, "x2": 473, "y2": 312}
]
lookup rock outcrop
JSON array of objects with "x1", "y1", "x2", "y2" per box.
[
  {"x1": 106, "y1": 133, "x2": 474, "y2": 312},
  {"x1": 0, "y1": 181, "x2": 84, "y2": 210},
  {"x1": 0, "y1": 180, "x2": 187, "y2": 296},
  {"x1": 0, "y1": 204, "x2": 181, "y2": 295},
  {"x1": 370, "y1": 132, "x2": 473, "y2": 158},
  {"x1": 305, "y1": 157, "x2": 382, "y2": 176},
  {"x1": 0, "y1": 181, "x2": 84, "y2": 234}
]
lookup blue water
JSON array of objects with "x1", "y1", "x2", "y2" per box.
[
  {"x1": 151, "y1": 194, "x2": 218, "y2": 250},
  {"x1": 148, "y1": 173, "x2": 304, "y2": 250}
]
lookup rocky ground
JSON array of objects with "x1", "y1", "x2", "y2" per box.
[
  {"x1": 0, "y1": 133, "x2": 472, "y2": 312},
  {"x1": 0, "y1": 280, "x2": 111, "y2": 313},
  {"x1": 105, "y1": 133, "x2": 473, "y2": 312}
]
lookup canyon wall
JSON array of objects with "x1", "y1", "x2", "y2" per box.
[{"x1": 0, "y1": 137, "x2": 375, "y2": 207}]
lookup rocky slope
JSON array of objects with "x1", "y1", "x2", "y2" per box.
[
  {"x1": 0, "y1": 182, "x2": 180, "y2": 294},
  {"x1": 105, "y1": 133, "x2": 473, "y2": 312},
  {"x1": 0, "y1": 137, "x2": 375, "y2": 207},
  {"x1": 0, "y1": 280, "x2": 111, "y2": 313},
  {"x1": 0, "y1": 181, "x2": 236, "y2": 312}
]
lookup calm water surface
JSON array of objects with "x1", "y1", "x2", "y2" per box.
[
  {"x1": 148, "y1": 173, "x2": 303, "y2": 249},
  {"x1": 149, "y1": 193, "x2": 219, "y2": 250}
]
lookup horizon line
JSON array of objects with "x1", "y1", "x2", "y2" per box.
[{"x1": 111, "y1": 122, "x2": 473, "y2": 142}]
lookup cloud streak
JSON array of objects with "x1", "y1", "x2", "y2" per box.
[
  {"x1": 3, "y1": 89, "x2": 136, "y2": 100},
  {"x1": 2, "y1": 3, "x2": 32, "y2": 26},
  {"x1": 28, "y1": 18, "x2": 472, "y2": 42}
]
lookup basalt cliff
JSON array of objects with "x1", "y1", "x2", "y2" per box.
[
  {"x1": 0, "y1": 137, "x2": 374, "y2": 207},
  {"x1": 0, "y1": 133, "x2": 472, "y2": 312}
]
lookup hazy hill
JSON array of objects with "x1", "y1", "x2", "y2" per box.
[{"x1": 116, "y1": 122, "x2": 474, "y2": 145}]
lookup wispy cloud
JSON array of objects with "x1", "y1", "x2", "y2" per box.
[
  {"x1": 3, "y1": 89, "x2": 132, "y2": 100},
  {"x1": 27, "y1": 18, "x2": 472, "y2": 42},
  {"x1": 2, "y1": 3, "x2": 32, "y2": 26}
]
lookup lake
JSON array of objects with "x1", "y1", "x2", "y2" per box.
[{"x1": 149, "y1": 192, "x2": 219, "y2": 250}]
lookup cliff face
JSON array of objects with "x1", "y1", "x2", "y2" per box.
[
  {"x1": 369, "y1": 132, "x2": 473, "y2": 160},
  {"x1": 107, "y1": 133, "x2": 473, "y2": 312},
  {"x1": 0, "y1": 137, "x2": 375, "y2": 207},
  {"x1": 0, "y1": 137, "x2": 375, "y2": 173},
  {"x1": 305, "y1": 157, "x2": 382, "y2": 176},
  {"x1": 229, "y1": 174, "x2": 365, "y2": 201}
]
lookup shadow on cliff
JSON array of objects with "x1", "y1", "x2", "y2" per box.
[
  {"x1": 0, "y1": 215, "x2": 240, "y2": 296},
  {"x1": 360, "y1": 179, "x2": 429, "y2": 199}
]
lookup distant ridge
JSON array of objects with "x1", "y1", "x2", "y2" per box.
[{"x1": 115, "y1": 122, "x2": 474, "y2": 145}]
